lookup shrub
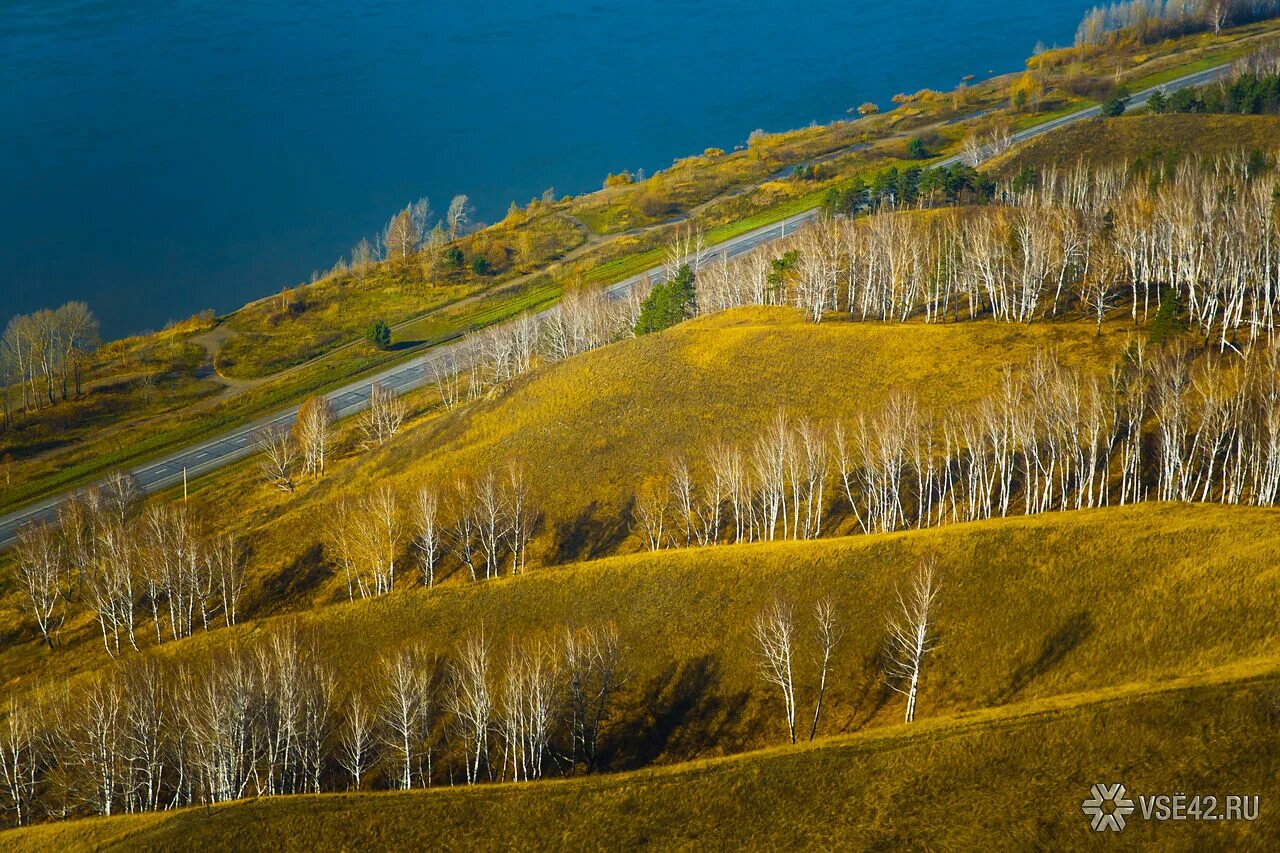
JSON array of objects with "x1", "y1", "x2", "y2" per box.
[
  {"x1": 636, "y1": 191, "x2": 679, "y2": 219},
  {"x1": 365, "y1": 320, "x2": 392, "y2": 350},
  {"x1": 1101, "y1": 88, "x2": 1131, "y2": 117}
]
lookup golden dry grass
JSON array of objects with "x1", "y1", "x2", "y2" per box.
[
  {"x1": 987, "y1": 114, "x2": 1280, "y2": 179},
  {"x1": 0, "y1": 310, "x2": 1140, "y2": 689},
  {"x1": 186, "y1": 309, "x2": 1128, "y2": 604}
]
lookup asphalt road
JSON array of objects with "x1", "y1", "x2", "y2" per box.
[{"x1": 0, "y1": 62, "x2": 1230, "y2": 547}]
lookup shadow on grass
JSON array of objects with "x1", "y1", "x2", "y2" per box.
[
  {"x1": 841, "y1": 652, "x2": 899, "y2": 733},
  {"x1": 249, "y1": 542, "x2": 331, "y2": 618},
  {"x1": 996, "y1": 610, "x2": 1093, "y2": 704},
  {"x1": 550, "y1": 498, "x2": 633, "y2": 564},
  {"x1": 601, "y1": 655, "x2": 750, "y2": 771}
]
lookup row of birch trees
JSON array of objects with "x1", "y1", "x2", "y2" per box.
[
  {"x1": 252, "y1": 283, "x2": 646, "y2": 491},
  {"x1": 0, "y1": 620, "x2": 623, "y2": 826},
  {"x1": 1, "y1": 302, "x2": 99, "y2": 428},
  {"x1": 15, "y1": 459, "x2": 549, "y2": 650},
  {"x1": 698, "y1": 155, "x2": 1280, "y2": 349},
  {"x1": 432, "y1": 284, "x2": 649, "y2": 408},
  {"x1": 1074, "y1": 0, "x2": 1280, "y2": 46},
  {"x1": 324, "y1": 462, "x2": 538, "y2": 601},
  {"x1": 633, "y1": 339, "x2": 1280, "y2": 549},
  {"x1": 752, "y1": 556, "x2": 942, "y2": 742},
  {"x1": 12, "y1": 473, "x2": 248, "y2": 657}
]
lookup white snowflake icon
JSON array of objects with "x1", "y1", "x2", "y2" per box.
[{"x1": 1082, "y1": 783, "x2": 1136, "y2": 832}]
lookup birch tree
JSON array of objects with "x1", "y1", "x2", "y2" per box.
[
  {"x1": 563, "y1": 623, "x2": 624, "y2": 773},
  {"x1": 431, "y1": 354, "x2": 464, "y2": 411},
  {"x1": 378, "y1": 642, "x2": 434, "y2": 789},
  {"x1": 447, "y1": 630, "x2": 493, "y2": 784},
  {"x1": 498, "y1": 637, "x2": 560, "y2": 782},
  {"x1": 883, "y1": 556, "x2": 941, "y2": 723},
  {"x1": 0, "y1": 699, "x2": 39, "y2": 826},
  {"x1": 633, "y1": 477, "x2": 668, "y2": 551},
  {"x1": 809, "y1": 597, "x2": 843, "y2": 741},
  {"x1": 206, "y1": 534, "x2": 247, "y2": 627},
  {"x1": 14, "y1": 523, "x2": 63, "y2": 650},
  {"x1": 447, "y1": 194, "x2": 472, "y2": 240},
  {"x1": 337, "y1": 690, "x2": 376, "y2": 790},
  {"x1": 383, "y1": 205, "x2": 421, "y2": 262},
  {"x1": 254, "y1": 423, "x2": 297, "y2": 492},
  {"x1": 753, "y1": 598, "x2": 798, "y2": 743},
  {"x1": 413, "y1": 486, "x2": 443, "y2": 588},
  {"x1": 292, "y1": 396, "x2": 334, "y2": 478},
  {"x1": 359, "y1": 383, "x2": 407, "y2": 448}
]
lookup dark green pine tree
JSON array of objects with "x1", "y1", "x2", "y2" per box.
[
  {"x1": 634, "y1": 264, "x2": 697, "y2": 335},
  {"x1": 1148, "y1": 288, "x2": 1188, "y2": 345}
]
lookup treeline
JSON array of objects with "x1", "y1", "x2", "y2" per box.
[
  {"x1": 0, "y1": 619, "x2": 623, "y2": 825},
  {"x1": 703, "y1": 154, "x2": 1280, "y2": 347},
  {"x1": 821, "y1": 163, "x2": 997, "y2": 216},
  {"x1": 324, "y1": 463, "x2": 538, "y2": 603},
  {"x1": 1151, "y1": 47, "x2": 1280, "y2": 113},
  {"x1": 629, "y1": 340, "x2": 1280, "y2": 554},
  {"x1": 17, "y1": 423, "x2": 544, "y2": 656},
  {"x1": 0, "y1": 302, "x2": 99, "y2": 428},
  {"x1": 353, "y1": 195, "x2": 470, "y2": 268},
  {"x1": 13, "y1": 473, "x2": 248, "y2": 656},
  {"x1": 1075, "y1": 1, "x2": 1280, "y2": 47}
]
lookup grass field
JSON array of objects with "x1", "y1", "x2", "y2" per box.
[
  {"x1": 1, "y1": 291, "x2": 1277, "y2": 849},
  {"x1": 988, "y1": 114, "x2": 1280, "y2": 178},
  {"x1": 0, "y1": 310, "x2": 1134, "y2": 689},
  {"x1": 4, "y1": 493, "x2": 1279, "y2": 757}
]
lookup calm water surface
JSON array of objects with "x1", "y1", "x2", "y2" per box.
[{"x1": 1, "y1": 1, "x2": 1088, "y2": 338}]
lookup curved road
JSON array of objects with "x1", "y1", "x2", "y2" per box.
[{"x1": 0, "y1": 62, "x2": 1230, "y2": 546}]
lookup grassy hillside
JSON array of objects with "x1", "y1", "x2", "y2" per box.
[
  {"x1": 4, "y1": 500, "x2": 1278, "y2": 769},
  {"x1": 9, "y1": 20, "x2": 1280, "y2": 848},
  {"x1": 173, "y1": 310, "x2": 1126, "y2": 609},
  {"x1": 9, "y1": 669, "x2": 1275, "y2": 850},
  {"x1": 987, "y1": 114, "x2": 1280, "y2": 179},
  {"x1": 0, "y1": 310, "x2": 1135, "y2": 689}
]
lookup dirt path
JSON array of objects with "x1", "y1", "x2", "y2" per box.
[{"x1": 189, "y1": 323, "x2": 259, "y2": 390}]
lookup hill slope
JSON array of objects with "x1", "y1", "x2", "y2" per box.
[
  {"x1": 987, "y1": 114, "x2": 1280, "y2": 178},
  {"x1": 9, "y1": 669, "x2": 1275, "y2": 850},
  {"x1": 173, "y1": 309, "x2": 1124, "y2": 615},
  {"x1": 1, "y1": 315, "x2": 1276, "y2": 846},
  {"x1": 5, "y1": 502, "x2": 1277, "y2": 767}
]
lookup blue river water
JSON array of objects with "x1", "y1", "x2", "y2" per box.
[{"x1": 1, "y1": 1, "x2": 1088, "y2": 339}]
